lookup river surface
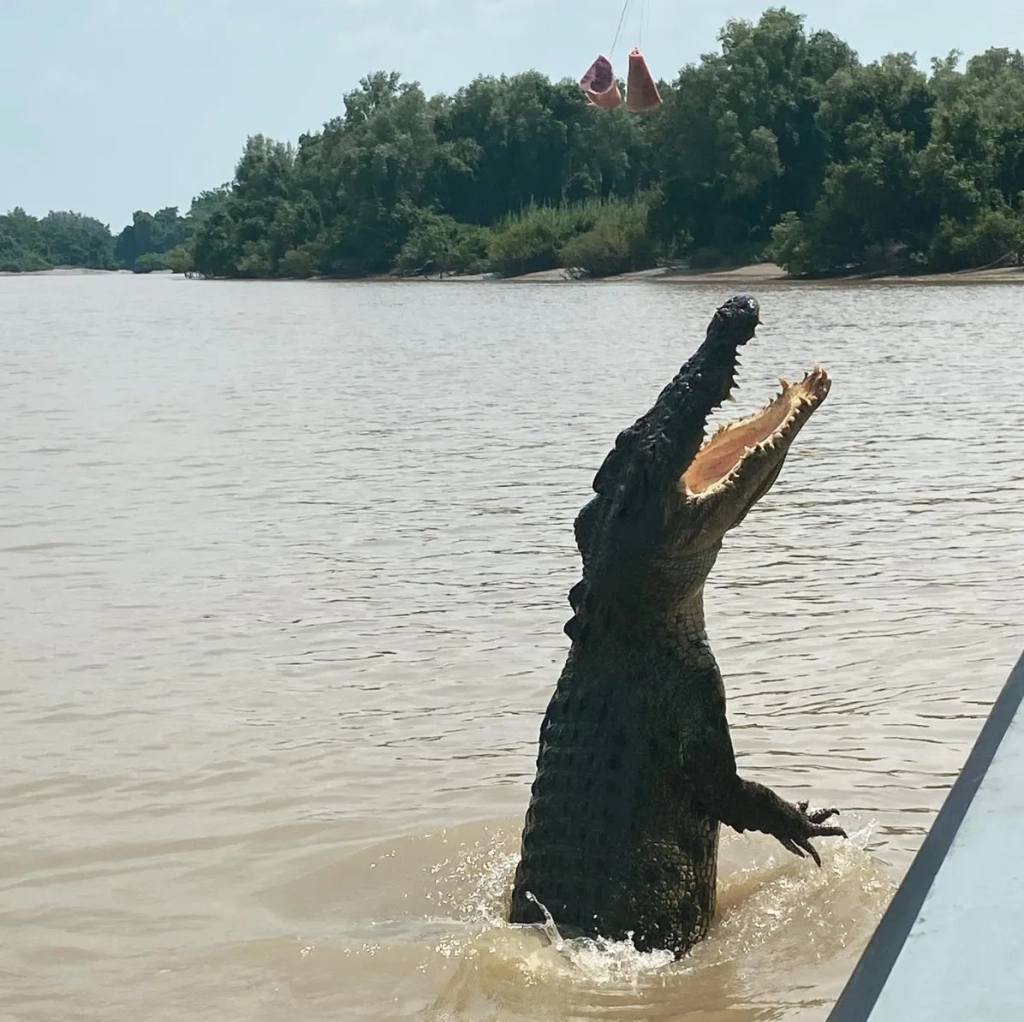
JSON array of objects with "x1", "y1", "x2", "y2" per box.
[{"x1": 1, "y1": 272, "x2": 1022, "y2": 1022}]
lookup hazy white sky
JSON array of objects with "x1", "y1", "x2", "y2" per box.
[{"x1": 2, "y1": 0, "x2": 1021, "y2": 230}]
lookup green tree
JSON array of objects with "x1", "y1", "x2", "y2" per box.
[
  {"x1": 115, "y1": 206, "x2": 193, "y2": 270},
  {"x1": 649, "y1": 8, "x2": 858, "y2": 262},
  {"x1": 11, "y1": 12, "x2": 1024, "y2": 280},
  {"x1": 0, "y1": 208, "x2": 49, "y2": 271}
]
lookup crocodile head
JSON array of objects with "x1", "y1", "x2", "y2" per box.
[
  {"x1": 671, "y1": 293, "x2": 831, "y2": 549},
  {"x1": 570, "y1": 295, "x2": 831, "y2": 633}
]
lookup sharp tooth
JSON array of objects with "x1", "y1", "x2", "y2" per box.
[
  {"x1": 779, "y1": 377, "x2": 790, "y2": 390},
  {"x1": 725, "y1": 393, "x2": 736, "y2": 402}
]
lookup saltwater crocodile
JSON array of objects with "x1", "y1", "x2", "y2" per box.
[{"x1": 508, "y1": 293, "x2": 846, "y2": 956}]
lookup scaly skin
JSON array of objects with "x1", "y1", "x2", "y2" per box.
[{"x1": 508, "y1": 294, "x2": 846, "y2": 956}]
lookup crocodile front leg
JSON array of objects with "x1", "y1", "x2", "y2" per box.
[
  {"x1": 706, "y1": 778, "x2": 846, "y2": 865},
  {"x1": 689, "y1": 716, "x2": 848, "y2": 866}
]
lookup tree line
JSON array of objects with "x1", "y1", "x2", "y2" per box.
[{"x1": 4, "y1": 8, "x2": 1023, "y2": 280}]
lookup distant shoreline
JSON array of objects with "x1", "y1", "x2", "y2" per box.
[
  {"x1": 416, "y1": 263, "x2": 1024, "y2": 286},
  {"x1": 0, "y1": 266, "x2": 135, "y2": 277},
  {"x1": 4, "y1": 263, "x2": 1023, "y2": 286}
]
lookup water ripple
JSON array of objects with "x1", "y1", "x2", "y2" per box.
[{"x1": 0, "y1": 274, "x2": 1021, "y2": 1022}]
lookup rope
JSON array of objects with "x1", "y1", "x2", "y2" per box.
[{"x1": 609, "y1": 0, "x2": 633, "y2": 57}]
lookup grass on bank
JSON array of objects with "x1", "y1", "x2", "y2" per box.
[
  {"x1": 488, "y1": 196, "x2": 658, "y2": 278},
  {"x1": 127, "y1": 194, "x2": 770, "y2": 281}
]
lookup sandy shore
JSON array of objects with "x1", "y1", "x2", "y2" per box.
[
  {"x1": 865, "y1": 264, "x2": 1024, "y2": 284},
  {"x1": 440, "y1": 265, "x2": 788, "y2": 284},
  {"x1": 0, "y1": 266, "x2": 138, "y2": 277},
  {"x1": 490, "y1": 263, "x2": 1024, "y2": 285},
  {"x1": 5, "y1": 263, "x2": 1023, "y2": 285},
  {"x1": 394, "y1": 262, "x2": 1024, "y2": 285}
]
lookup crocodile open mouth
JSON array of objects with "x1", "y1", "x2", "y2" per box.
[{"x1": 682, "y1": 366, "x2": 831, "y2": 496}]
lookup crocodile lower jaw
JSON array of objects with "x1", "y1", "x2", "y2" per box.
[{"x1": 682, "y1": 365, "x2": 831, "y2": 498}]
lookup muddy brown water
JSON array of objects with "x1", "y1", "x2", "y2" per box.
[{"x1": 1, "y1": 273, "x2": 1022, "y2": 1021}]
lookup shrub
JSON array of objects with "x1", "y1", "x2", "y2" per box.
[
  {"x1": 928, "y1": 208, "x2": 1024, "y2": 272},
  {"x1": 397, "y1": 213, "x2": 491, "y2": 274},
  {"x1": 558, "y1": 198, "x2": 657, "y2": 277},
  {"x1": 165, "y1": 244, "x2": 195, "y2": 274},
  {"x1": 0, "y1": 250, "x2": 50, "y2": 272},
  {"x1": 133, "y1": 251, "x2": 168, "y2": 273},
  {"x1": 488, "y1": 202, "x2": 602, "y2": 277},
  {"x1": 489, "y1": 198, "x2": 657, "y2": 278},
  {"x1": 763, "y1": 211, "x2": 815, "y2": 275},
  {"x1": 278, "y1": 246, "x2": 317, "y2": 278}
]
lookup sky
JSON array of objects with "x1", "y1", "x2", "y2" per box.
[{"x1": 2, "y1": 0, "x2": 1022, "y2": 232}]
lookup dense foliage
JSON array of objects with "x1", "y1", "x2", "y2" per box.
[
  {"x1": 0, "y1": 209, "x2": 118, "y2": 273},
  {"x1": 0, "y1": 191, "x2": 228, "y2": 274},
  {"x1": 5, "y1": 9, "x2": 1024, "y2": 278}
]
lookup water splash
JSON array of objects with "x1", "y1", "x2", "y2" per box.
[
  {"x1": 419, "y1": 817, "x2": 895, "y2": 1021},
  {"x1": 522, "y1": 892, "x2": 566, "y2": 951}
]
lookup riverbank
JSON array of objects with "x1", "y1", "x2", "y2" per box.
[
  {"x1": 0, "y1": 266, "x2": 128, "y2": 277},
  {"x1": 5, "y1": 263, "x2": 1023, "y2": 286},
  {"x1": 424, "y1": 262, "x2": 1024, "y2": 286},
  {"x1": 660, "y1": 263, "x2": 1024, "y2": 285}
]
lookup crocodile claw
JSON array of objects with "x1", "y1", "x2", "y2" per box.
[
  {"x1": 777, "y1": 801, "x2": 847, "y2": 867},
  {"x1": 797, "y1": 800, "x2": 842, "y2": 826}
]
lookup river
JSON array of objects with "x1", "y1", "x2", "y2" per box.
[{"x1": 1, "y1": 271, "x2": 1022, "y2": 1022}]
